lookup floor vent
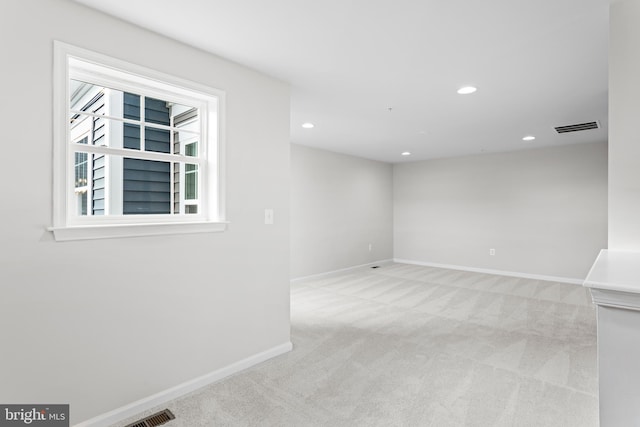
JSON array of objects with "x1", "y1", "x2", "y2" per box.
[
  {"x1": 125, "y1": 409, "x2": 175, "y2": 427},
  {"x1": 554, "y1": 121, "x2": 599, "y2": 134}
]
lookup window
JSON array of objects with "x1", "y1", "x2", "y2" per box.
[{"x1": 51, "y1": 42, "x2": 226, "y2": 241}]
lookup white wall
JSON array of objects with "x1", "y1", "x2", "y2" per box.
[
  {"x1": 290, "y1": 144, "x2": 393, "y2": 278},
  {"x1": 609, "y1": 0, "x2": 640, "y2": 250},
  {"x1": 394, "y1": 143, "x2": 608, "y2": 280},
  {"x1": 0, "y1": 1, "x2": 290, "y2": 424},
  {"x1": 592, "y1": 2, "x2": 640, "y2": 426}
]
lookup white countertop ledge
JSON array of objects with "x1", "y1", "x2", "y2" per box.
[{"x1": 584, "y1": 249, "x2": 640, "y2": 294}]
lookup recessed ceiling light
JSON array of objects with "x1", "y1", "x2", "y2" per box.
[
  {"x1": 401, "y1": 152, "x2": 411, "y2": 156},
  {"x1": 457, "y1": 86, "x2": 477, "y2": 95},
  {"x1": 522, "y1": 135, "x2": 536, "y2": 141},
  {"x1": 302, "y1": 122, "x2": 314, "y2": 129}
]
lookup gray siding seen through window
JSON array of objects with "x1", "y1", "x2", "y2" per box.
[{"x1": 122, "y1": 93, "x2": 171, "y2": 214}]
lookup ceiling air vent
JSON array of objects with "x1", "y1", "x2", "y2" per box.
[
  {"x1": 554, "y1": 121, "x2": 599, "y2": 134},
  {"x1": 125, "y1": 409, "x2": 175, "y2": 427}
]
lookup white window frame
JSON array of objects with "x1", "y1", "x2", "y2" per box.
[{"x1": 50, "y1": 41, "x2": 227, "y2": 241}]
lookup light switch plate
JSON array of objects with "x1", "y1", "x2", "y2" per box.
[{"x1": 264, "y1": 209, "x2": 274, "y2": 225}]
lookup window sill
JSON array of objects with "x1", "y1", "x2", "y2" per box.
[{"x1": 48, "y1": 221, "x2": 229, "y2": 242}]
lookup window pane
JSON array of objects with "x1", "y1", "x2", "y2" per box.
[
  {"x1": 185, "y1": 142, "x2": 198, "y2": 157},
  {"x1": 185, "y1": 163, "x2": 198, "y2": 200},
  {"x1": 76, "y1": 191, "x2": 87, "y2": 216},
  {"x1": 173, "y1": 106, "x2": 200, "y2": 156},
  {"x1": 70, "y1": 80, "x2": 106, "y2": 114},
  {"x1": 71, "y1": 152, "x2": 172, "y2": 216},
  {"x1": 72, "y1": 151, "x2": 105, "y2": 216},
  {"x1": 173, "y1": 129, "x2": 199, "y2": 156},
  {"x1": 123, "y1": 92, "x2": 140, "y2": 120},
  {"x1": 69, "y1": 112, "x2": 110, "y2": 147},
  {"x1": 123, "y1": 158, "x2": 171, "y2": 215},
  {"x1": 173, "y1": 162, "x2": 180, "y2": 214},
  {"x1": 145, "y1": 96, "x2": 171, "y2": 125},
  {"x1": 93, "y1": 115, "x2": 107, "y2": 146},
  {"x1": 74, "y1": 151, "x2": 89, "y2": 216},
  {"x1": 171, "y1": 104, "x2": 198, "y2": 126},
  {"x1": 124, "y1": 123, "x2": 141, "y2": 150},
  {"x1": 70, "y1": 114, "x2": 93, "y2": 142},
  {"x1": 71, "y1": 117, "x2": 137, "y2": 149},
  {"x1": 172, "y1": 162, "x2": 199, "y2": 214},
  {"x1": 145, "y1": 127, "x2": 171, "y2": 153},
  {"x1": 92, "y1": 154, "x2": 106, "y2": 216},
  {"x1": 74, "y1": 152, "x2": 88, "y2": 188},
  {"x1": 69, "y1": 80, "x2": 134, "y2": 120}
]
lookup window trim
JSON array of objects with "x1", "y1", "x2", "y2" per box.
[{"x1": 51, "y1": 41, "x2": 227, "y2": 241}]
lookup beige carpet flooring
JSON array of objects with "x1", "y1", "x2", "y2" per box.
[{"x1": 113, "y1": 263, "x2": 598, "y2": 427}]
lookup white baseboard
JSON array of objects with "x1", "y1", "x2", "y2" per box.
[
  {"x1": 394, "y1": 258, "x2": 584, "y2": 285},
  {"x1": 73, "y1": 341, "x2": 293, "y2": 427},
  {"x1": 290, "y1": 259, "x2": 394, "y2": 283}
]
